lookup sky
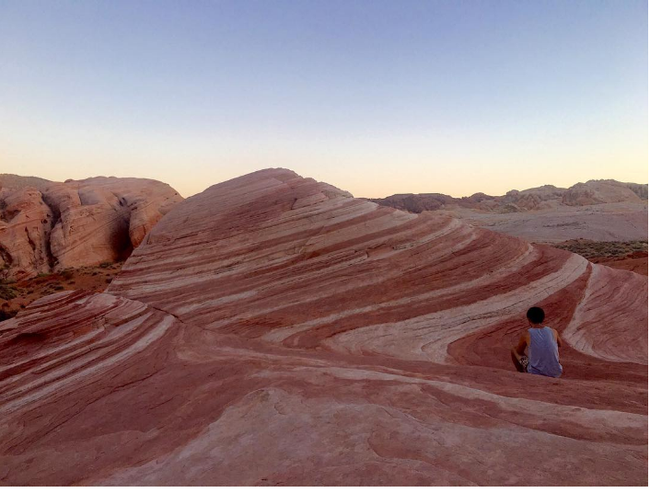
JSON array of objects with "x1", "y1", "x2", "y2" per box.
[{"x1": 0, "y1": 0, "x2": 647, "y2": 199}]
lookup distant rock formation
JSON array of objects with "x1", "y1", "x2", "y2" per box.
[
  {"x1": 561, "y1": 180, "x2": 646, "y2": 206},
  {"x1": 0, "y1": 174, "x2": 182, "y2": 280},
  {"x1": 370, "y1": 179, "x2": 647, "y2": 213},
  {"x1": 370, "y1": 179, "x2": 648, "y2": 245},
  {"x1": 0, "y1": 169, "x2": 643, "y2": 485}
]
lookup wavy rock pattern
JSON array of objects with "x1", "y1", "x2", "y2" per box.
[
  {"x1": 0, "y1": 169, "x2": 647, "y2": 485},
  {"x1": 370, "y1": 179, "x2": 648, "y2": 244}
]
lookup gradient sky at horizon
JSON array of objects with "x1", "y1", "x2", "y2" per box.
[{"x1": 1, "y1": 0, "x2": 647, "y2": 198}]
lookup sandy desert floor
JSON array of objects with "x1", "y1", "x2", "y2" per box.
[
  {"x1": 445, "y1": 202, "x2": 647, "y2": 244},
  {"x1": 552, "y1": 239, "x2": 647, "y2": 276}
]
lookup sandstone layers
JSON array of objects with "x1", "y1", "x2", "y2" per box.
[
  {"x1": 0, "y1": 175, "x2": 182, "y2": 280},
  {"x1": 371, "y1": 179, "x2": 648, "y2": 244},
  {"x1": 0, "y1": 169, "x2": 647, "y2": 485}
]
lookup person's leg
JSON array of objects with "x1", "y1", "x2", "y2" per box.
[{"x1": 511, "y1": 348, "x2": 527, "y2": 373}]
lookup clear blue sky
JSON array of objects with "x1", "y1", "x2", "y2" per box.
[{"x1": 0, "y1": 0, "x2": 647, "y2": 198}]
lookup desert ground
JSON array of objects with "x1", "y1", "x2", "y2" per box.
[
  {"x1": 371, "y1": 180, "x2": 648, "y2": 276},
  {"x1": 0, "y1": 262, "x2": 123, "y2": 320},
  {"x1": 0, "y1": 169, "x2": 646, "y2": 486}
]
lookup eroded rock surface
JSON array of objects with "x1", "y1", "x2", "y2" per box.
[
  {"x1": 0, "y1": 169, "x2": 646, "y2": 485},
  {"x1": 371, "y1": 179, "x2": 647, "y2": 213},
  {"x1": 0, "y1": 175, "x2": 182, "y2": 280},
  {"x1": 370, "y1": 179, "x2": 648, "y2": 244}
]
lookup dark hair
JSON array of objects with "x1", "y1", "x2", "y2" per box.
[{"x1": 527, "y1": 306, "x2": 545, "y2": 324}]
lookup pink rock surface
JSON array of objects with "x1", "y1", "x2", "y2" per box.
[
  {"x1": 0, "y1": 187, "x2": 53, "y2": 276},
  {"x1": 370, "y1": 179, "x2": 648, "y2": 243},
  {"x1": 0, "y1": 176, "x2": 182, "y2": 279},
  {"x1": 448, "y1": 202, "x2": 648, "y2": 243},
  {"x1": 372, "y1": 179, "x2": 647, "y2": 213},
  {"x1": 0, "y1": 169, "x2": 646, "y2": 485}
]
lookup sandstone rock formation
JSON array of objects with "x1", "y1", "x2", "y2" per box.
[
  {"x1": 371, "y1": 179, "x2": 647, "y2": 214},
  {"x1": 0, "y1": 169, "x2": 646, "y2": 485},
  {"x1": 0, "y1": 186, "x2": 54, "y2": 279},
  {"x1": 561, "y1": 180, "x2": 646, "y2": 206},
  {"x1": 0, "y1": 175, "x2": 182, "y2": 280},
  {"x1": 371, "y1": 179, "x2": 648, "y2": 245},
  {"x1": 592, "y1": 251, "x2": 648, "y2": 275}
]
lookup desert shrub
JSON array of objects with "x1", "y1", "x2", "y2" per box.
[
  {"x1": 0, "y1": 283, "x2": 17, "y2": 300},
  {"x1": 61, "y1": 269, "x2": 74, "y2": 280},
  {"x1": 53, "y1": 285, "x2": 64, "y2": 291},
  {"x1": 556, "y1": 240, "x2": 648, "y2": 260},
  {"x1": 99, "y1": 262, "x2": 113, "y2": 268}
]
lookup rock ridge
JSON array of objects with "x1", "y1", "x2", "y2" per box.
[
  {"x1": 0, "y1": 176, "x2": 183, "y2": 280},
  {"x1": 0, "y1": 168, "x2": 646, "y2": 485}
]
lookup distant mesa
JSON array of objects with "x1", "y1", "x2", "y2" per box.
[
  {"x1": 369, "y1": 179, "x2": 647, "y2": 213},
  {"x1": 369, "y1": 179, "x2": 648, "y2": 245},
  {"x1": 0, "y1": 174, "x2": 183, "y2": 280}
]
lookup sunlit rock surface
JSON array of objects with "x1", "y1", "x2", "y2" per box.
[
  {"x1": 0, "y1": 175, "x2": 182, "y2": 280},
  {"x1": 0, "y1": 169, "x2": 647, "y2": 485},
  {"x1": 370, "y1": 179, "x2": 648, "y2": 243}
]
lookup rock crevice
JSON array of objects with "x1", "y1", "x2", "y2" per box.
[{"x1": 0, "y1": 175, "x2": 183, "y2": 280}]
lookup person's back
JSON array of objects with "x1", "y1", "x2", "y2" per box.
[
  {"x1": 527, "y1": 326, "x2": 562, "y2": 377},
  {"x1": 511, "y1": 306, "x2": 563, "y2": 378}
]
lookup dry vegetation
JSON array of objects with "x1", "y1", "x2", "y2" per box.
[
  {"x1": 0, "y1": 262, "x2": 123, "y2": 321},
  {"x1": 554, "y1": 239, "x2": 647, "y2": 259},
  {"x1": 552, "y1": 239, "x2": 648, "y2": 276}
]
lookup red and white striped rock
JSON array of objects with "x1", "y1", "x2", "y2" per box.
[{"x1": 0, "y1": 169, "x2": 646, "y2": 485}]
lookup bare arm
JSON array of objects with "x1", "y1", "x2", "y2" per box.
[
  {"x1": 553, "y1": 329, "x2": 562, "y2": 348},
  {"x1": 513, "y1": 332, "x2": 529, "y2": 355}
]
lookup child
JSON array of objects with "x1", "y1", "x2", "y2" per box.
[{"x1": 511, "y1": 306, "x2": 563, "y2": 378}]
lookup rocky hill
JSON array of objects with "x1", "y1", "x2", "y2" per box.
[
  {"x1": 0, "y1": 169, "x2": 645, "y2": 485},
  {"x1": 0, "y1": 175, "x2": 183, "y2": 280},
  {"x1": 370, "y1": 179, "x2": 648, "y2": 250},
  {"x1": 370, "y1": 179, "x2": 648, "y2": 213}
]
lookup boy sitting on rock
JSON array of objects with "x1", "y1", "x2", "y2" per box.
[{"x1": 511, "y1": 306, "x2": 563, "y2": 378}]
